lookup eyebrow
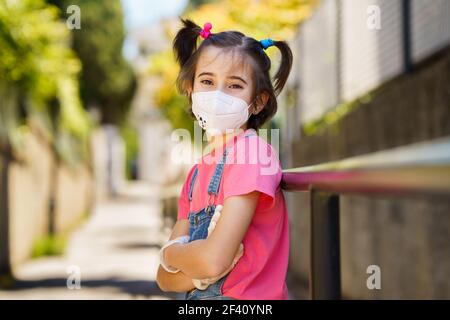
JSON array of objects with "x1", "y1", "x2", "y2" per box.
[{"x1": 197, "y1": 72, "x2": 248, "y2": 85}]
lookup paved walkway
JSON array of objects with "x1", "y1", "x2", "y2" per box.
[{"x1": 0, "y1": 182, "x2": 183, "y2": 300}]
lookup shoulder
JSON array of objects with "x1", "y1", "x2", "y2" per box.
[
  {"x1": 226, "y1": 132, "x2": 281, "y2": 179},
  {"x1": 222, "y1": 133, "x2": 282, "y2": 200},
  {"x1": 229, "y1": 132, "x2": 280, "y2": 167}
]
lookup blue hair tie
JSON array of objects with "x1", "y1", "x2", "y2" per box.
[{"x1": 260, "y1": 38, "x2": 274, "y2": 50}]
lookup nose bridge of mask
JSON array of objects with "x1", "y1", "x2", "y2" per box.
[
  {"x1": 193, "y1": 91, "x2": 253, "y2": 115},
  {"x1": 211, "y1": 91, "x2": 247, "y2": 114},
  {"x1": 193, "y1": 90, "x2": 249, "y2": 115}
]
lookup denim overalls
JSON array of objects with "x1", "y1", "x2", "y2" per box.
[{"x1": 184, "y1": 132, "x2": 256, "y2": 300}]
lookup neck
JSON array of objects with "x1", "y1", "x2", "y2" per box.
[{"x1": 204, "y1": 127, "x2": 248, "y2": 155}]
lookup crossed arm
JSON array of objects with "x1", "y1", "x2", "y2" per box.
[{"x1": 156, "y1": 191, "x2": 260, "y2": 292}]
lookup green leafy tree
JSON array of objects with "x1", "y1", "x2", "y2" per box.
[
  {"x1": 0, "y1": 0, "x2": 91, "y2": 278},
  {"x1": 0, "y1": 0, "x2": 90, "y2": 162},
  {"x1": 48, "y1": 0, "x2": 137, "y2": 125}
]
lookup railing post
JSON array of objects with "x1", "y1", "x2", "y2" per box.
[
  {"x1": 402, "y1": 0, "x2": 413, "y2": 73},
  {"x1": 310, "y1": 190, "x2": 341, "y2": 299}
]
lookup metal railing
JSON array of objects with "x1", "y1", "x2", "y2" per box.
[{"x1": 281, "y1": 136, "x2": 450, "y2": 299}]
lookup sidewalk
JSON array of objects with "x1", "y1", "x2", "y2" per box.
[{"x1": 0, "y1": 181, "x2": 183, "y2": 300}]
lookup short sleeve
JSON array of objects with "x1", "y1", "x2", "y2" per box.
[
  {"x1": 222, "y1": 137, "x2": 282, "y2": 206},
  {"x1": 177, "y1": 164, "x2": 197, "y2": 220}
]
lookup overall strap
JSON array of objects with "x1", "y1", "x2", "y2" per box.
[
  {"x1": 188, "y1": 165, "x2": 199, "y2": 202},
  {"x1": 206, "y1": 147, "x2": 230, "y2": 195}
]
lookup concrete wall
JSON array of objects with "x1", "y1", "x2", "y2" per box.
[
  {"x1": 340, "y1": 195, "x2": 449, "y2": 299},
  {"x1": 4, "y1": 129, "x2": 94, "y2": 268},
  {"x1": 8, "y1": 131, "x2": 53, "y2": 267},
  {"x1": 54, "y1": 164, "x2": 93, "y2": 234}
]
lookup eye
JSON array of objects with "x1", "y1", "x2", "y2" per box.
[
  {"x1": 230, "y1": 84, "x2": 243, "y2": 89},
  {"x1": 200, "y1": 79, "x2": 213, "y2": 85}
]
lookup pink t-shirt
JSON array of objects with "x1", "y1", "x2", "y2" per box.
[{"x1": 177, "y1": 128, "x2": 290, "y2": 300}]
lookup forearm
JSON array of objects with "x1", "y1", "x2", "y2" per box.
[
  {"x1": 156, "y1": 265, "x2": 196, "y2": 293},
  {"x1": 165, "y1": 239, "x2": 219, "y2": 279}
]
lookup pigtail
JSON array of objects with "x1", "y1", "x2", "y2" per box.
[
  {"x1": 173, "y1": 18, "x2": 202, "y2": 68},
  {"x1": 272, "y1": 40, "x2": 293, "y2": 96}
]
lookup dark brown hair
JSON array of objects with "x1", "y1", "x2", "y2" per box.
[{"x1": 173, "y1": 18, "x2": 293, "y2": 130}]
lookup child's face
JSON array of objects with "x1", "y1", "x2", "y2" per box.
[{"x1": 192, "y1": 46, "x2": 255, "y2": 107}]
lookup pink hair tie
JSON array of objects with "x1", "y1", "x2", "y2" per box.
[{"x1": 199, "y1": 22, "x2": 212, "y2": 39}]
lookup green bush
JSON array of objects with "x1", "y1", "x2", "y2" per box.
[{"x1": 31, "y1": 235, "x2": 67, "y2": 257}]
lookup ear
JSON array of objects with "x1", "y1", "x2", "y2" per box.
[{"x1": 252, "y1": 91, "x2": 270, "y2": 115}]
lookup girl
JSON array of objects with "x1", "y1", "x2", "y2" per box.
[{"x1": 156, "y1": 18, "x2": 293, "y2": 300}]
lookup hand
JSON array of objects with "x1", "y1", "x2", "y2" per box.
[{"x1": 160, "y1": 237, "x2": 189, "y2": 273}]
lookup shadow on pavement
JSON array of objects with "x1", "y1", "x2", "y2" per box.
[{"x1": 5, "y1": 277, "x2": 180, "y2": 300}]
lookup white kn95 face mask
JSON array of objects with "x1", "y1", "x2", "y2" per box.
[{"x1": 191, "y1": 90, "x2": 254, "y2": 136}]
